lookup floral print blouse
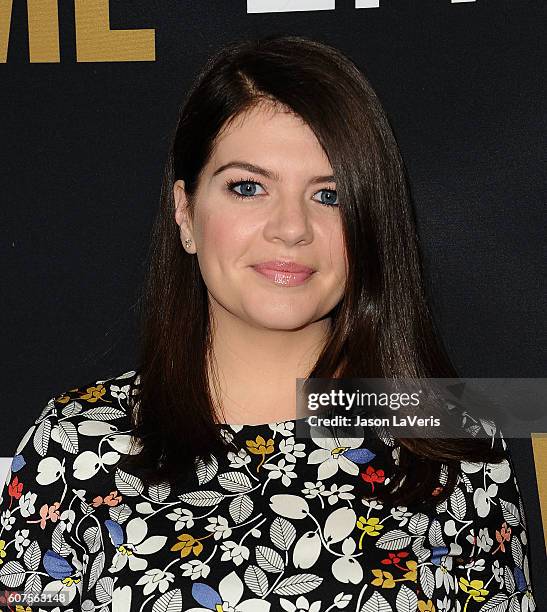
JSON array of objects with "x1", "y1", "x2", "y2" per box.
[{"x1": 0, "y1": 369, "x2": 537, "y2": 612}]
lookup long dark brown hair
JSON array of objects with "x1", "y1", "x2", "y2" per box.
[{"x1": 119, "y1": 34, "x2": 505, "y2": 506}]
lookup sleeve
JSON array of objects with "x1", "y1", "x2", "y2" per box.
[
  {"x1": 429, "y1": 421, "x2": 537, "y2": 612},
  {"x1": 0, "y1": 395, "x2": 84, "y2": 611}
]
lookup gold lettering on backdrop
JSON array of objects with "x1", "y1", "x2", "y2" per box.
[
  {"x1": 28, "y1": 0, "x2": 60, "y2": 62},
  {"x1": 74, "y1": 0, "x2": 155, "y2": 62},
  {"x1": 0, "y1": 0, "x2": 14, "y2": 63},
  {"x1": 0, "y1": 0, "x2": 155, "y2": 63},
  {"x1": 531, "y1": 433, "x2": 547, "y2": 554}
]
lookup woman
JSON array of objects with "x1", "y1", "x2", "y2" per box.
[{"x1": 0, "y1": 35, "x2": 536, "y2": 611}]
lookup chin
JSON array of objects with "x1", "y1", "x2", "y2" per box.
[{"x1": 244, "y1": 307, "x2": 319, "y2": 331}]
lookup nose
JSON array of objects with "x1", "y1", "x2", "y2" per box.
[{"x1": 262, "y1": 193, "x2": 313, "y2": 246}]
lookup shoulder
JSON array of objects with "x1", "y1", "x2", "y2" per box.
[
  {"x1": 441, "y1": 416, "x2": 525, "y2": 525},
  {"x1": 52, "y1": 368, "x2": 140, "y2": 415},
  {"x1": 430, "y1": 419, "x2": 535, "y2": 600},
  {"x1": 47, "y1": 367, "x2": 139, "y2": 429},
  {"x1": 0, "y1": 369, "x2": 141, "y2": 608},
  {"x1": 456, "y1": 417, "x2": 521, "y2": 511},
  {"x1": 10, "y1": 369, "x2": 141, "y2": 482},
  {"x1": 53, "y1": 368, "x2": 140, "y2": 452}
]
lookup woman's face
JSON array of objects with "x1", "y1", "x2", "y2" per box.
[{"x1": 174, "y1": 104, "x2": 347, "y2": 331}]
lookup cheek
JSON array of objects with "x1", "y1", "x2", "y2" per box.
[
  {"x1": 326, "y1": 223, "x2": 348, "y2": 282},
  {"x1": 200, "y1": 216, "x2": 231, "y2": 253},
  {"x1": 196, "y1": 210, "x2": 251, "y2": 272}
]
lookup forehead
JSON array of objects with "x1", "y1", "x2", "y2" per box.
[{"x1": 209, "y1": 103, "x2": 331, "y2": 170}]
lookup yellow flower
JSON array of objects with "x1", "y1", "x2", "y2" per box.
[
  {"x1": 79, "y1": 385, "x2": 106, "y2": 403},
  {"x1": 170, "y1": 533, "x2": 203, "y2": 558},
  {"x1": 371, "y1": 569, "x2": 396, "y2": 588},
  {"x1": 245, "y1": 435, "x2": 275, "y2": 471},
  {"x1": 356, "y1": 516, "x2": 384, "y2": 536},
  {"x1": 15, "y1": 606, "x2": 32, "y2": 612},
  {"x1": 459, "y1": 577, "x2": 489, "y2": 601},
  {"x1": 246, "y1": 435, "x2": 274, "y2": 455},
  {"x1": 403, "y1": 560, "x2": 418, "y2": 582},
  {"x1": 418, "y1": 600, "x2": 436, "y2": 612},
  {"x1": 0, "y1": 539, "x2": 6, "y2": 564}
]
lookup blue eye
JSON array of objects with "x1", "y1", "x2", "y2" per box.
[
  {"x1": 314, "y1": 189, "x2": 338, "y2": 207},
  {"x1": 225, "y1": 178, "x2": 338, "y2": 207},
  {"x1": 226, "y1": 179, "x2": 265, "y2": 199}
]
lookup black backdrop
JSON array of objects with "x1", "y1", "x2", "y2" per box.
[{"x1": 2, "y1": 0, "x2": 546, "y2": 592}]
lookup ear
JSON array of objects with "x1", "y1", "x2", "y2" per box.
[{"x1": 173, "y1": 179, "x2": 195, "y2": 251}]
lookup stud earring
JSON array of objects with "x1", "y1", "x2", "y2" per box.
[{"x1": 184, "y1": 238, "x2": 192, "y2": 248}]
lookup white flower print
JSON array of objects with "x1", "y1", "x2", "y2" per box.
[
  {"x1": 72, "y1": 448, "x2": 120, "y2": 480},
  {"x1": 59, "y1": 508, "x2": 76, "y2": 533},
  {"x1": 321, "y1": 483, "x2": 355, "y2": 505},
  {"x1": 462, "y1": 557, "x2": 485, "y2": 572},
  {"x1": 109, "y1": 516, "x2": 167, "y2": 573},
  {"x1": 227, "y1": 447, "x2": 252, "y2": 468},
  {"x1": 263, "y1": 457, "x2": 298, "y2": 486},
  {"x1": 390, "y1": 506, "x2": 412, "y2": 526},
  {"x1": 444, "y1": 519, "x2": 458, "y2": 537},
  {"x1": 485, "y1": 459, "x2": 511, "y2": 484},
  {"x1": 278, "y1": 436, "x2": 307, "y2": 462},
  {"x1": 269, "y1": 494, "x2": 310, "y2": 519},
  {"x1": 112, "y1": 584, "x2": 132, "y2": 612},
  {"x1": 220, "y1": 540, "x2": 250, "y2": 566},
  {"x1": 13, "y1": 528, "x2": 30, "y2": 556},
  {"x1": 18, "y1": 491, "x2": 37, "y2": 517},
  {"x1": 473, "y1": 483, "x2": 498, "y2": 517},
  {"x1": 466, "y1": 527, "x2": 493, "y2": 552},
  {"x1": 36, "y1": 456, "x2": 64, "y2": 486},
  {"x1": 331, "y1": 536, "x2": 364, "y2": 584},
  {"x1": 110, "y1": 383, "x2": 130, "y2": 401},
  {"x1": 293, "y1": 530, "x2": 322, "y2": 569},
  {"x1": 135, "y1": 568, "x2": 175, "y2": 595},
  {"x1": 361, "y1": 498, "x2": 383, "y2": 510},
  {"x1": 307, "y1": 428, "x2": 365, "y2": 479},
  {"x1": 205, "y1": 515, "x2": 232, "y2": 540},
  {"x1": 189, "y1": 570, "x2": 270, "y2": 611},
  {"x1": 0, "y1": 509, "x2": 15, "y2": 530},
  {"x1": 436, "y1": 596, "x2": 451, "y2": 612},
  {"x1": 522, "y1": 589, "x2": 537, "y2": 612},
  {"x1": 180, "y1": 558, "x2": 211, "y2": 580},
  {"x1": 492, "y1": 560, "x2": 504, "y2": 586},
  {"x1": 269, "y1": 421, "x2": 297, "y2": 437},
  {"x1": 302, "y1": 481, "x2": 326, "y2": 499},
  {"x1": 435, "y1": 556, "x2": 454, "y2": 592},
  {"x1": 166, "y1": 506, "x2": 195, "y2": 530}
]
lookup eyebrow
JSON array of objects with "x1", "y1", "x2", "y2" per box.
[{"x1": 212, "y1": 160, "x2": 335, "y2": 185}]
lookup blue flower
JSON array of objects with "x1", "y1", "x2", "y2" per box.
[
  {"x1": 10, "y1": 454, "x2": 26, "y2": 472},
  {"x1": 43, "y1": 550, "x2": 75, "y2": 580},
  {"x1": 343, "y1": 448, "x2": 376, "y2": 464},
  {"x1": 192, "y1": 582, "x2": 223, "y2": 609},
  {"x1": 431, "y1": 546, "x2": 449, "y2": 566},
  {"x1": 105, "y1": 519, "x2": 124, "y2": 547}
]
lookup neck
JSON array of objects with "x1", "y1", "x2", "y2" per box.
[{"x1": 206, "y1": 301, "x2": 332, "y2": 425}]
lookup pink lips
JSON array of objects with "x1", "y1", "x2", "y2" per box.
[{"x1": 252, "y1": 260, "x2": 315, "y2": 287}]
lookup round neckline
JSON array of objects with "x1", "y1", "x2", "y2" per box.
[
  {"x1": 218, "y1": 415, "x2": 309, "y2": 428},
  {"x1": 217, "y1": 417, "x2": 310, "y2": 439}
]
